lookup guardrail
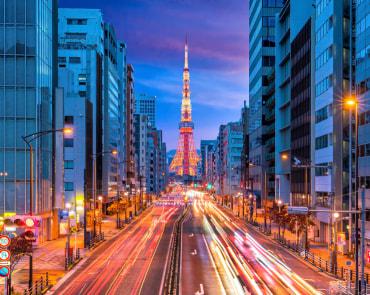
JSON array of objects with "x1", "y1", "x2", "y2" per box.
[
  {"x1": 87, "y1": 232, "x2": 105, "y2": 249},
  {"x1": 273, "y1": 233, "x2": 370, "y2": 288},
  {"x1": 162, "y1": 207, "x2": 189, "y2": 295},
  {"x1": 23, "y1": 273, "x2": 50, "y2": 295}
]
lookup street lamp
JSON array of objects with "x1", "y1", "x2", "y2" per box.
[
  {"x1": 91, "y1": 149, "x2": 117, "y2": 238},
  {"x1": 277, "y1": 199, "x2": 283, "y2": 238},
  {"x1": 98, "y1": 196, "x2": 103, "y2": 234},
  {"x1": 249, "y1": 162, "x2": 268, "y2": 232},
  {"x1": 65, "y1": 202, "x2": 72, "y2": 264},
  {"x1": 344, "y1": 95, "x2": 359, "y2": 293},
  {"x1": 22, "y1": 127, "x2": 73, "y2": 216}
]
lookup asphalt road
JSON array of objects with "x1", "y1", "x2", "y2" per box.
[
  {"x1": 53, "y1": 205, "x2": 179, "y2": 295},
  {"x1": 211, "y1": 201, "x2": 336, "y2": 294},
  {"x1": 180, "y1": 203, "x2": 225, "y2": 295},
  {"x1": 140, "y1": 207, "x2": 181, "y2": 295}
]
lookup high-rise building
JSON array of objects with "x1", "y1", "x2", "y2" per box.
[
  {"x1": 170, "y1": 40, "x2": 200, "y2": 178},
  {"x1": 275, "y1": 1, "x2": 316, "y2": 206},
  {"x1": 102, "y1": 23, "x2": 121, "y2": 201},
  {"x1": 0, "y1": 0, "x2": 58, "y2": 242},
  {"x1": 135, "y1": 94, "x2": 156, "y2": 127},
  {"x1": 313, "y1": 0, "x2": 353, "y2": 243},
  {"x1": 241, "y1": 101, "x2": 249, "y2": 196},
  {"x1": 248, "y1": 0, "x2": 284, "y2": 206},
  {"x1": 134, "y1": 114, "x2": 148, "y2": 193},
  {"x1": 125, "y1": 64, "x2": 136, "y2": 190},
  {"x1": 275, "y1": 2, "x2": 292, "y2": 204},
  {"x1": 200, "y1": 140, "x2": 217, "y2": 182},
  {"x1": 355, "y1": 0, "x2": 370, "y2": 244},
  {"x1": 222, "y1": 122, "x2": 243, "y2": 197},
  {"x1": 146, "y1": 128, "x2": 167, "y2": 195},
  {"x1": 58, "y1": 8, "x2": 104, "y2": 224}
]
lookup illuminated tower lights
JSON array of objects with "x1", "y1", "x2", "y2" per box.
[{"x1": 169, "y1": 39, "x2": 200, "y2": 176}]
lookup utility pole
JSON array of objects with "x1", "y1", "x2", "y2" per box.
[{"x1": 361, "y1": 185, "x2": 365, "y2": 293}]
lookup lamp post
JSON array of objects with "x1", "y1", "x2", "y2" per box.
[
  {"x1": 277, "y1": 199, "x2": 282, "y2": 238},
  {"x1": 344, "y1": 96, "x2": 359, "y2": 293},
  {"x1": 65, "y1": 202, "x2": 71, "y2": 264},
  {"x1": 98, "y1": 196, "x2": 103, "y2": 234},
  {"x1": 91, "y1": 149, "x2": 117, "y2": 237},
  {"x1": 248, "y1": 162, "x2": 268, "y2": 232},
  {"x1": 22, "y1": 128, "x2": 73, "y2": 216}
]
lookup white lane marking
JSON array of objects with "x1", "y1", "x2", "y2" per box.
[
  {"x1": 191, "y1": 249, "x2": 197, "y2": 255},
  {"x1": 195, "y1": 283, "x2": 204, "y2": 295},
  {"x1": 202, "y1": 234, "x2": 227, "y2": 295}
]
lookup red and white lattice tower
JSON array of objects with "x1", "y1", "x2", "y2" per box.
[{"x1": 169, "y1": 39, "x2": 200, "y2": 176}]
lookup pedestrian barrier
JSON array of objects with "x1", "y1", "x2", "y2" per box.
[
  {"x1": 87, "y1": 232, "x2": 105, "y2": 249},
  {"x1": 23, "y1": 272, "x2": 50, "y2": 295},
  {"x1": 273, "y1": 232, "x2": 370, "y2": 287},
  {"x1": 162, "y1": 207, "x2": 189, "y2": 295}
]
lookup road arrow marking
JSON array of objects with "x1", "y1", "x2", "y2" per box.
[
  {"x1": 191, "y1": 249, "x2": 197, "y2": 255},
  {"x1": 195, "y1": 283, "x2": 204, "y2": 295}
]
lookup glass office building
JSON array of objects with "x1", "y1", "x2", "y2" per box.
[{"x1": 0, "y1": 0, "x2": 56, "y2": 241}]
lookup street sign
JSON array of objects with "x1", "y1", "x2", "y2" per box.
[
  {"x1": 287, "y1": 206, "x2": 309, "y2": 215},
  {"x1": 0, "y1": 235, "x2": 10, "y2": 247},
  {"x1": 0, "y1": 250, "x2": 10, "y2": 261},
  {"x1": 0, "y1": 266, "x2": 9, "y2": 277}
]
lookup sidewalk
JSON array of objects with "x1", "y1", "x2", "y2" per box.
[
  {"x1": 8, "y1": 211, "x2": 140, "y2": 294},
  {"x1": 249, "y1": 214, "x2": 370, "y2": 279}
]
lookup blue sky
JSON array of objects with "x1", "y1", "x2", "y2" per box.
[{"x1": 60, "y1": 0, "x2": 249, "y2": 149}]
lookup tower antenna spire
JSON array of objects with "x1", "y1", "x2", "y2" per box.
[{"x1": 184, "y1": 34, "x2": 188, "y2": 69}]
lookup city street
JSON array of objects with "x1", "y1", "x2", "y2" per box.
[{"x1": 53, "y1": 205, "x2": 180, "y2": 295}]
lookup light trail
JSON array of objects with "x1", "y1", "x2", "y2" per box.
[{"x1": 207, "y1": 202, "x2": 322, "y2": 295}]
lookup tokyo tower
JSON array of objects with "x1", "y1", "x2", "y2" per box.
[{"x1": 169, "y1": 39, "x2": 200, "y2": 176}]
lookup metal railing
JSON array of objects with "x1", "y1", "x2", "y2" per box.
[
  {"x1": 87, "y1": 232, "x2": 105, "y2": 249},
  {"x1": 274, "y1": 233, "x2": 370, "y2": 287},
  {"x1": 162, "y1": 207, "x2": 189, "y2": 295},
  {"x1": 23, "y1": 273, "x2": 50, "y2": 295}
]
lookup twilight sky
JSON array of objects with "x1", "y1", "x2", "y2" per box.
[{"x1": 60, "y1": 0, "x2": 249, "y2": 150}]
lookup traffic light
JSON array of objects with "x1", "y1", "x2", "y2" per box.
[
  {"x1": 23, "y1": 217, "x2": 36, "y2": 241},
  {"x1": 207, "y1": 183, "x2": 213, "y2": 190},
  {"x1": 8, "y1": 215, "x2": 40, "y2": 243}
]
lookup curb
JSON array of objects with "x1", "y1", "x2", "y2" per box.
[{"x1": 49, "y1": 207, "x2": 153, "y2": 293}]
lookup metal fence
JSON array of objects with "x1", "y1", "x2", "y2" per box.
[
  {"x1": 274, "y1": 233, "x2": 370, "y2": 285},
  {"x1": 23, "y1": 273, "x2": 50, "y2": 295}
]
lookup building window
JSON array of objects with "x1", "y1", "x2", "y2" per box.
[
  {"x1": 315, "y1": 134, "x2": 332, "y2": 150},
  {"x1": 64, "y1": 138, "x2": 74, "y2": 147},
  {"x1": 58, "y1": 57, "x2": 66, "y2": 63},
  {"x1": 315, "y1": 104, "x2": 332, "y2": 123},
  {"x1": 262, "y1": 0, "x2": 284, "y2": 8},
  {"x1": 64, "y1": 116, "x2": 74, "y2": 124},
  {"x1": 262, "y1": 36, "x2": 275, "y2": 47},
  {"x1": 359, "y1": 110, "x2": 370, "y2": 125},
  {"x1": 359, "y1": 143, "x2": 370, "y2": 157},
  {"x1": 316, "y1": 16, "x2": 333, "y2": 42},
  {"x1": 65, "y1": 33, "x2": 86, "y2": 40},
  {"x1": 65, "y1": 160, "x2": 74, "y2": 169},
  {"x1": 315, "y1": 46, "x2": 332, "y2": 70},
  {"x1": 78, "y1": 74, "x2": 87, "y2": 85},
  {"x1": 69, "y1": 57, "x2": 81, "y2": 64},
  {"x1": 79, "y1": 91, "x2": 87, "y2": 97},
  {"x1": 316, "y1": 0, "x2": 331, "y2": 17},
  {"x1": 67, "y1": 18, "x2": 87, "y2": 25},
  {"x1": 316, "y1": 75, "x2": 332, "y2": 96},
  {"x1": 262, "y1": 56, "x2": 275, "y2": 67},
  {"x1": 64, "y1": 182, "x2": 74, "y2": 191},
  {"x1": 262, "y1": 16, "x2": 275, "y2": 28}
]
